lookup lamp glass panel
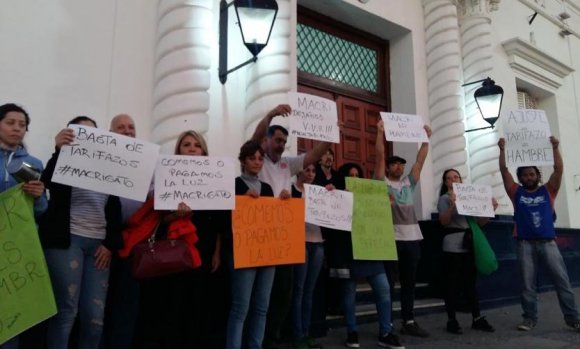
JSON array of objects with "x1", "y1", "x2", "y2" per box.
[
  {"x1": 237, "y1": 8, "x2": 276, "y2": 45},
  {"x1": 476, "y1": 93, "x2": 502, "y2": 120}
]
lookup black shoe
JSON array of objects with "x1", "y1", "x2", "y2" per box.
[
  {"x1": 400, "y1": 320, "x2": 429, "y2": 338},
  {"x1": 446, "y1": 319, "x2": 463, "y2": 334},
  {"x1": 472, "y1": 316, "x2": 495, "y2": 332},
  {"x1": 345, "y1": 331, "x2": 359, "y2": 348},
  {"x1": 378, "y1": 333, "x2": 405, "y2": 349}
]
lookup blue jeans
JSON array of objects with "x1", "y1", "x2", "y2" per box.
[
  {"x1": 342, "y1": 272, "x2": 392, "y2": 336},
  {"x1": 518, "y1": 240, "x2": 579, "y2": 323},
  {"x1": 291, "y1": 242, "x2": 324, "y2": 339},
  {"x1": 44, "y1": 235, "x2": 110, "y2": 349},
  {"x1": 226, "y1": 266, "x2": 275, "y2": 349}
]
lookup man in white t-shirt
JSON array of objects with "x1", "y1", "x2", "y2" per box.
[{"x1": 251, "y1": 104, "x2": 334, "y2": 349}]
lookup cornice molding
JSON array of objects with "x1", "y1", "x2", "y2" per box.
[{"x1": 502, "y1": 37, "x2": 574, "y2": 89}]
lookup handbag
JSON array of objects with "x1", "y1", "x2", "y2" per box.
[
  {"x1": 131, "y1": 223, "x2": 194, "y2": 279},
  {"x1": 466, "y1": 217, "x2": 498, "y2": 275}
]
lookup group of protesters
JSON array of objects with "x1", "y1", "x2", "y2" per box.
[{"x1": 1, "y1": 101, "x2": 579, "y2": 349}]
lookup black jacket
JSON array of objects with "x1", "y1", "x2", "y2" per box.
[{"x1": 39, "y1": 150, "x2": 122, "y2": 250}]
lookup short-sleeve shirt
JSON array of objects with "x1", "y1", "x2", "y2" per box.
[
  {"x1": 386, "y1": 175, "x2": 423, "y2": 241},
  {"x1": 259, "y1": 154, "x2": 305, "y2": 196},
  {"x1": 437, "y1": 193, "x2": 469, "y2": 253}
]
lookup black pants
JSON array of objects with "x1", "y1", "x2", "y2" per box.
[
  {"x1": 443, "y1": 251, "x2": 480, "y2": 320},
  {"x1": 385, "y1": 240, "x2": 421, "y2": 322}
]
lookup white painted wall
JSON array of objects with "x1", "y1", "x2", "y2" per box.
[
  {"x1": 3, "y1": 0, "x2": 578, "y2": 227},
  {"x1": 491, "y1": 0, "x2": 580, "y2": 227},
  {"x1": 0, "y1": 0, "x2": 156, "y2": 163}
]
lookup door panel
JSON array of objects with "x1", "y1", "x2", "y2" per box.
[{"x1": 297, "y1": 84, "x2": 390, "y2": 179}]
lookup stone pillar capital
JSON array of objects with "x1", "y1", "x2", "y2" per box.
[{"x1": 456, "y1": 0, "x2": 500, "y2": 19}]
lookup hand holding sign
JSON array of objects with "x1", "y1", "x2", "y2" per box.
[
  {"x1": 232, "y1": 196, "x2": 305, "y2": 268},
  {"x1": 288, "y1": 92, "x2": 340, "y2": 143},
  {"x1": 52, "y1": 125, "x2": 159, "y2": 202},
  {"x1": 502, "y1": 109, "x2": 553, "y2": 167},
  {"x1": 380, "y1": 112, "x2": 429, "y2": 143},
  {"x1": 452, "y1": 183, "x2": 495, "y2": 218},
  {"x1": 304, "y1": 184, "x2": 353, "y2": 231}
]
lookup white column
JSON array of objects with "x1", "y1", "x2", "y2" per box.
[
  {"x1": 152, "y1": 0, "x2": 213, "y2": 152},
  {"x1": 457, "y1": 0, "x2": 506, "y2": 207},
  {"x1": 422, "y1": 0, "x2": 469, "y2": 194},
  {"x1": 243, "y1": 0, "x2": 295, "y2": 144}
]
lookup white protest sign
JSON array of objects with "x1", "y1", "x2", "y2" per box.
[
  {"x1": 52, "y1": 125, "x2": 159, "y2": 201},
  {"x1": 304, "y1": 184, "x2": 353, "y2": 231},
  {"x1": 453, "y1": 183, "x2": 494, "y2": 218},
  {"x1": 288, "y1": 92, "x2": 340, "y2": 143},
  {"x1": 503, "y1": 109, "x2": 553, "y2": 167},
  {"x1": 154, "y1": 155, "x2": 235, "y2": 210},
  {"x1": 380, "y1": 112, "x2": 429, "y2": 143}
]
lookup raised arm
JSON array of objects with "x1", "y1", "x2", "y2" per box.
[
  {"x1": 303, "y1": 141, "x2": 332, "y2": 168},
  {"x1": 250, "y1": 104, "x2": 291, "y2": 146},
  {"x1": 374, "y1": 120, "x2": 386, "y2": 180},
  {"x1": 546, "y1": 136, "x2": 563, "y2": 195},
  {"x1": 497, "y1": 138, "x2": 516, "y2": 194},
  {"x1": 409, "y1": 125, "x2": 432, "y2": 182}
]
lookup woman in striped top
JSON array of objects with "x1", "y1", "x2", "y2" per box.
[{"x1": 40, "y1": 116, "x2": 122, "y2": 349}]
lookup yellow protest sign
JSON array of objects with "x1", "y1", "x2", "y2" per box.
[
  {"x1": 0, "y1": 185, "x2": 57, "y2": 345},
  {"x1": 346, "y1": 177, "x2": 397, "y2": 261},
  {"x1": 232, "y1": 196, "x2": 305, "y2": 269}
]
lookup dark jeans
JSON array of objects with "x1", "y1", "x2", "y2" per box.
[
  {"x1": 443, "y1": 252, "x2": 480, "y2": 320},
  {"x1": 385, "y1": 240, "x2": 421, "y2": 322},
  {"x1": 263, "y1": 265, "x2": 294, "y2": 347}
]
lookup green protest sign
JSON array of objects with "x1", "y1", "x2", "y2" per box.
[
  {"x1": 0, "y1": 185, "x2": 56, "y2": 345},
  {"x1": 346, "y1": 177, "x2": 397, "y2": 261}
]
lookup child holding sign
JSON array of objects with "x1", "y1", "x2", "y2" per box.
[
  {"x1": 290, "y1": 164, "x2": 324, "y2": 349},
  {"x1": 437, "y1": 169, "x2": 497, "y2": 334}
]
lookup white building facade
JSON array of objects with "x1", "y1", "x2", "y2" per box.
[{"x1": 2, "y1": 0, "x2": 579, "y2": 228}]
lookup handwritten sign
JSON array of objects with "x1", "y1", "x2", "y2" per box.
[
  {"x1": 503, "y1": 109, "x2": 553, "y2": 167},
  {"x1": 346, "y1": 178, "x2": 397, "y2": 260},
  {"x1": 288, "y1": 92, "x2": 340, "y2": 143},
  {"x1": 453, "y1": 183, "x2": 494, "y2": 218},
  {"x1": 380, "y1": 112, "x2": 429, "y2": 143},
  {"x1": 52, "y1": 125, "x2": 159, "y2": 201},
  {"x1": 232, "y1": 196, "x2": 305, "y2": 269},
  {"x1": 154, "y1": 155, "x2": 235, "y2": 210},
  {"x1": 0, "y1": 186, "x2": 57, "y2": 345},
  {"x1": 303, "y1": 184, "x2": 353, "y2": 231}
]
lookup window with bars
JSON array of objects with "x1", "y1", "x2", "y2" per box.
[
  {"x1": 297, "y1": 23, "x2": 379, "y2": 93},
  {"x1": 517, "y1": 90, "x2": 539, "y2": 109}
]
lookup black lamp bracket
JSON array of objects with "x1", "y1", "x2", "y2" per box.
[
  {"x1": 462, "y1": 77, "x2": 489, "y2": 87},
  {"x1": 219, "y1": 0, "x2": 258, "y2": 84}
]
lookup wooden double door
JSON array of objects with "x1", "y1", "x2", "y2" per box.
[{"x1": 297, "y1": 84, "x2": 389, "y2": 179}]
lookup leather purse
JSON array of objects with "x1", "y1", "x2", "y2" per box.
[{"x1": 131, "y1": 224, "x2": 194, "y2": 279}]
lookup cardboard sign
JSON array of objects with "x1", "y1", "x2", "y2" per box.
[
  {"x1": 503, "y1": 109, "x2": 553, "y2": 167},
  {"x1": 52, "y1": 125, "x2": 159, "y2": 201},
  {"x1": 154, "y1": 155, "x2": 235, "y2": 210},
  {"x1": 232, "y1": 196, "x2": 305, "y2": 269},
  {"x1": 0, "y1": 186, "x2": 57, "y2": 345},
  {"x1": 453, "y1": 183, "x2": 495, "y2": 218},
  {"x1": 303, "y1": 184, "x2": 353, "y2": 231},
  {"x1": 380, "y1": 112, "x2": 429, "y2": 143},
  {"x1": 346, "y1": 177, "x2": 397, "y2": 261},
  {"x1": 288, "y1": 92, "x2": 340, "y2": 143}
]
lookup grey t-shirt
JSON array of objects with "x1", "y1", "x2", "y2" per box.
[{"x1": 437, "y1": 193, "x2": 469, "y2": 253}]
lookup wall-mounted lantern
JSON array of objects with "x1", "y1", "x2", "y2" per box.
[
  {"x1": 219, "y1": 0, "x2": 279, "y2": 84},
  {"x1": 463, "y1": 77, "x2": 504, "y2": 133}
]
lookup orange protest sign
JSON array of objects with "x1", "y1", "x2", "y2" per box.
[{"x1": 232, "y1": 196, "x2": 305, "y2": 269}]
